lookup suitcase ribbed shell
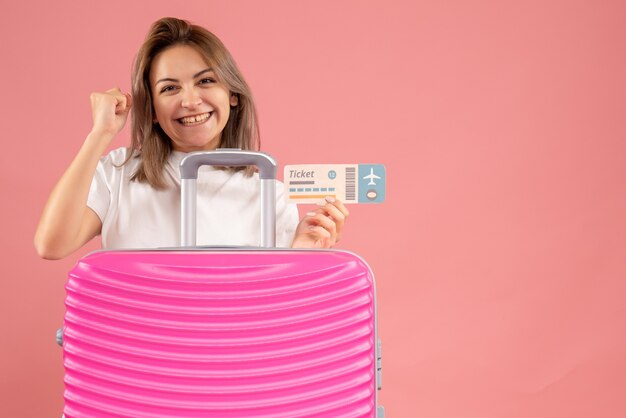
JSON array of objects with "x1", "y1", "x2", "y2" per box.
[{"x1": 63, "y1": 250, "x2": 377, "y2": 417}]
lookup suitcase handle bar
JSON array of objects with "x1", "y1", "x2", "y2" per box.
[
  {"x1": 179, "y1": 149, "x2": 277, "y2": 248},
  {"x1": 180, "y1": 150, "x2": 277, "y2": 180}
]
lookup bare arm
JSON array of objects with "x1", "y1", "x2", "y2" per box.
[{"x1": 34, "y1": 88, "x2": 132, "y2": 259}]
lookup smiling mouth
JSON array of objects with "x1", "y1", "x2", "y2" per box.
[{"x1": 177, "y1": 112, "x2": 211, "y2": 126}]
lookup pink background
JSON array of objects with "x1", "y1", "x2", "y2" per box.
[{"x1": 1, "y1": 0, "x2": 625, "y2": 416}]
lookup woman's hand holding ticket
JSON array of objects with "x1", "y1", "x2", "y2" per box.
[{"x1": 291, "y1": 197, "x2": 349, "y2": 248}]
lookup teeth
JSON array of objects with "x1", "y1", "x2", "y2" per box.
[{"x1": 180, "y1": 113, "x2": 210, "y2": 125}]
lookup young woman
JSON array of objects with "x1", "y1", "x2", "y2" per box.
[{"x1": 34, "y1": 17, "x2": 348, "y2": 259}]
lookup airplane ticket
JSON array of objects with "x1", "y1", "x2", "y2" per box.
[{"x1": 283, "y1": 164, "x2": 386, "y2": 204}]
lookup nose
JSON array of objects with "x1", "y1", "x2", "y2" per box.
[{"x1": 181, "y1": 88, "x2": 202, "y2": 109}]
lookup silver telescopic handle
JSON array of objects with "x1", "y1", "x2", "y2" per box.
[{"x1": 180, "y1": 149, "x2": 277, "y2": 248}]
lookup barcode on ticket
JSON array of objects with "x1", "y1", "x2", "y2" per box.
[{"x1": 284, "y1": 164, "x2": 386, "y2": 204}]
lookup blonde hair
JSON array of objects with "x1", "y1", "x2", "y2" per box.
[{"x1": 128, "y1": 17, "x2": 260, "y2": 188}]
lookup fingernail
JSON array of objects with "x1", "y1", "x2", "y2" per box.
[
  {"x1": 325, "y1": 196, "x2": 336, "y2": 203},
  {"x1": 306, "y1": 212, "x2": 316, "y2": 217}
]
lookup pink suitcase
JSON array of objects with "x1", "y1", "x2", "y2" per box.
[{"x1": 60, "y1": 151, "x2": 384, "y2": 417}]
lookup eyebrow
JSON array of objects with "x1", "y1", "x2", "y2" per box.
[{"x1": 155, "y1": 68, "x2": 213, "y2": 85}]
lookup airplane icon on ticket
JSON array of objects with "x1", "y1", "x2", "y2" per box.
[{"x1": 363, "y1": 168, "x2": 381, "y2": 185}]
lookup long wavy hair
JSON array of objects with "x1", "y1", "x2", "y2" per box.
[{"x1": 128, "y1": 17, "x2": 260, "y2": 188}]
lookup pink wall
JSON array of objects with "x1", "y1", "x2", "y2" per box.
[{"x1": 1, "y1": 0, "x2": 625, "y2": 416}]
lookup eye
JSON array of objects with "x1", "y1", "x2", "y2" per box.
[
  {"x1": 159, "y1": 85, "x2": 178, "y2": 94},
  {"x1": 199, "y1": 78, "x2": 216, "y2": 85}
]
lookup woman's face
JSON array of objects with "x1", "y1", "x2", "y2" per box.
[{"x1": 149, "y1": 45, "x2": 237, "y2": 152}]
